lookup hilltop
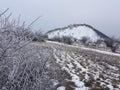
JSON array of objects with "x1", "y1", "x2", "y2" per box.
[
  {"x1": 46, "y1": 24, "x2": 111, "y2": 42},
  {"x1": 46, "y1": 24, "x2": 119, "y2": 52}
]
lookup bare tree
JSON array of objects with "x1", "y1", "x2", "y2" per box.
[
  {"x1": 32, "y1": 31, "x2": 47, "y2": 42},
  {"x1": 49, "y1": 36, "x2": 73, "y2": 45}
]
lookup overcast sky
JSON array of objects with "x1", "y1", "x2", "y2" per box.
[{"x1": 0, "y1": 0, "x2": 120, "y2": 37}]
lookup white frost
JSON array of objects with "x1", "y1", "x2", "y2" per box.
[
  {"x1": 47, "y1": 41, "x2": 120, "y2": 57},
  {"x1": 47, "y1": 26, "x2": 101, "y2": 42},
  {"x1": 57, "y1": 86, "x2": 66, "y2": 90}
]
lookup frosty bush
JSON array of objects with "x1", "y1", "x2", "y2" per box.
[
  {"x1": 32, "y1": 31, "x2": 47, "y2": 42},
  {"x1": 49, "y1": 36, "x2": 73, "y2": 45},
  {"x1": 0, "y1": 9, "x2": 65, "y2": 90}
]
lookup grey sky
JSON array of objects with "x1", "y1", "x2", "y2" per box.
[{"x1": 0, "y1": 0, "x2": 120, "y2": 37}]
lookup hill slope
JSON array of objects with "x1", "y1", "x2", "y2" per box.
[
  {"x1": 46, "y1": 24, "x2": 112, "y2": 43},
  {"x1": 33, "y1": 41, "x2": 120, "y2": 90},
  {"x1": 43, "y1": 41, "x2": 120, "y2": 90}
]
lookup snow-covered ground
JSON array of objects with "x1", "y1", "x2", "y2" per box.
[
  {"x1": 47, "y1": 25, "x2": 102, "y2": 42},
  {"x1": 46, "y1": 41, "x2": 120, "y2": 90},
  {"x1": 57, "y1": 86, "x2": 66, "y2": 90},
  {"x1": 53, "y1": 46, "x2": 89, "y2": 90},
  {"x1": 47, "y1": 41, "x2": 120, "y2": 57}
]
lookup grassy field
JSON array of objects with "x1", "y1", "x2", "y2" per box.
[{"x1": 34, "y1": 41, "x2": 120, "y2": 90}]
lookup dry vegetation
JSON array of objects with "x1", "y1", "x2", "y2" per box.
[
  {"x1": 46, "y1": 41, "x2": 120, "y2": 90},
  {"x1": 0, "y1": 9, "x2": 68, "y2": 90},
  {"x1": 0, "y1": 9, "x2": 120, "y2": 90}
]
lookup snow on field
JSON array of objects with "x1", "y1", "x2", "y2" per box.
[
  {"x1": 47, "y1": 41, "x2": 120, "y2": 90},
  {"x1": 57, "y1": 86, "x2": 65, "y2": 90},
  {"x1": 53, "y1": 48, "x2": 89, "y2": 90},
  {"x1": 81, "y1": 47, "x2": 120, "y2": 57},
  {"x1": 47, "y1": 41, "x2": 120, "y2": 57}
]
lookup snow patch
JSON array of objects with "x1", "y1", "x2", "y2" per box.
[
  {"x1": 57, "y1": 86, "x2": 66, "y2": 90},
  {"x1": 48, "y1": 40, "x2": 120, "y2": 90},
  {"x1": 47, "y1": 26, "x2": 101, "y2": 42},
  {"x1": 47, "y1": 41, "x2": 120, "y2": 57},
  {"x1": 53, "y1": 48, "x2": 89, "y2": 90}
]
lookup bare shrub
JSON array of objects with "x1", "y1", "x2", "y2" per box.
[
  {"x1": 104, "y1": 39, "x2": 119, "y2": 52},
  {"x1": 81, "y1": 37, "x2": 89, "y2": 44},
  {"x1": 0, "y1": 9, "x2": 65, "y2": 90},
  {"x1": 96, "y1": 39, "x2": 104, "y2": 44},
  {"x1": 3, "y1": 45, "x2": 53, "y2": 90},
  {"x1": 48, "y1": 36, "x2": 61, "y2": 42},
  {"x1": 61, "y1": 36, "x2": 73, "y2": 45},
  {"x1": 0, "y1": 9, "x2": 35, "y2": 90},
  {"x1": 110, "y1": 36, "x2": 120, "y2": 52},
  {"x1": 49, "y1": 36, "x2": 73, "y2": 45},
  {"x1": 32, "y1": 31, "x2": 47, "y2": 42}
]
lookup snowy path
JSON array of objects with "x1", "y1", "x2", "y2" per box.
[{"x1": 47, "y1": 41, "x2": 120, "y2": 57}]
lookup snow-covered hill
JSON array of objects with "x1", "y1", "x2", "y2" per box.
[{"x1": 46, "y1": 24, "x2": 112, "y2": 43}]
